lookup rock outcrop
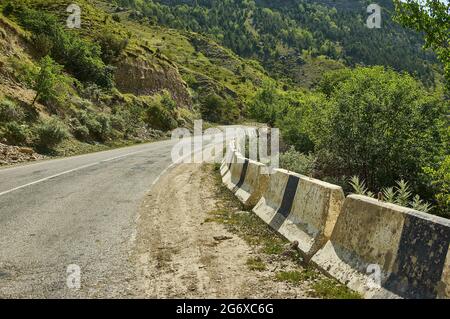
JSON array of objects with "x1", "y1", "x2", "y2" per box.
[{"x1": 115, "y1": 52, "x2": 192, "y2": 109}]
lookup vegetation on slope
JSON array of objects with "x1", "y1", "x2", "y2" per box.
[
  {"x1": 0, "y1": 0, "x2": 266, "y2": 159},
  {"x1": 115, "y1": 0, "x2": 440, "y2": 87}
]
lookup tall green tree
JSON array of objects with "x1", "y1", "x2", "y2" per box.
[
  {"x1": 316, "y1": 66, "x2": 445, "y2": 192},
  {"x1": 394, "y1": 0, "x2": 450, "y2": 88}
]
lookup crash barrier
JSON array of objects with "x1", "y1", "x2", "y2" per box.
[
  {"x1": 220, "y1": 141, "x2": 235, "y2": 177},
  {"x1": 223, "y1": 152, "x2": 246, "y2": 192},
  {"x1": 233, "y1": 159, "x2": 270, "y2": 209},
  {"x1": 221, "y1": 155, "x2": 450, "y2": 299},
  {"x1": 252, "y1": 169, "x2": 345, "y2": 260},
  {"x1": 311, "y1": 195, "x2": 450, "y2": 299}
]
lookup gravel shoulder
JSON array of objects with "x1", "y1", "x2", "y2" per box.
[{"x1": 134, "y1": 163, "x2": 358, "y2": 299}]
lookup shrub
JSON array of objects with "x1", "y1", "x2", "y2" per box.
[
  {"x1": 280, "y1": 146, "x2": 317, "y2": 176},
  {"x1": 7, "y1": 56, "x2": 38, "y2": 87},
  {"x1": 97, "y1": 31, "x2": 128, "y2": 64},
  {"x1": 424, "y1": 156, "x2": 450, "y2": 217},
  {"x1": 73, "y1": 124, "x2": 90, "y2": 141},
  {"x1": 201, "y1": 93, "x2": 240, "y2": 124},
  {"x1": 146, "y1": 100, "x2": 178, "y2": 131},
  {"x1": 276, "y1": 92, "x2": 329, "y2": 153},
  {"x1": 0, "y1": 99, "x2": 24, "y2": 122},
  {"x1": 2, "y1": 2, "x2": 14, "y2": 16},
  {"x1": 112, "y1": 14, "x2": 121, "y2": 23},
  {"x1": 31, "y1": 34, "x2": 54, "y2": 58},
  {"x1": 349, "y1": 176, "x2": 433, "y2": 214},
  {"x1": 35, "y1": 117, "x2": 69, "y2": 148},
  {"x1": 1, "y1": 122, "x2": 30, "y2": 145},
  {"x1": 95, "y1": 113, "x2": 113, "y2": 141},
  {"x1": 161, "y1": 90, "x2": 177, "y2": 111},
  {"x1": 313, "y1": 67, "x2": 444, "y2": 192},
  {"x1": 247, "y1": 82, "x2": 287, "y2": 126},
  {"x1": 16, "y1": 8, "x2": 114, "y2": 88},
  {"x1": 32, "y1": 56, "x2": 64, "y2": 107},
  {"x1": 111, "y1": 113, "x2": 125, "y2": 131}
]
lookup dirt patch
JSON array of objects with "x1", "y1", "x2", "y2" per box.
[{"x1": 134, "y1": 163, "x2": 361, "y2": 299}]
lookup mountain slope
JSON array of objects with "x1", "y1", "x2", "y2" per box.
[
  {"x1": 0, "y1": 0, "x2": 272, "y2": 162},
  {"x1": 120, "y1": 0, "x2": 439, "y2": 87}
]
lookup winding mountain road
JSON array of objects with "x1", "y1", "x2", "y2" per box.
[{"x1": 0, "y1": 135, "x2": 218, "y2": 298}]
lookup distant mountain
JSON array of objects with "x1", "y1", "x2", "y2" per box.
[{"x1": 117, "y1": 0, "x2": 438, "y2": 87}]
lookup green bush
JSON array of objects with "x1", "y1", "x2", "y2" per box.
[
  {"x1": 247, "y1": 82, "x2": 287, "y2": 126},
  {"x1": 2, "y1": 2, "x2": 14, "y2": 16},
  {"x1": 146, "y1": 100, "x2": 178, "y2": 131},
  {"x1": 35, "y1": 117, "x2": 69, "y2": 148},
  {"x1": 94, "y1": 113, "x2": 113, "y2": 141},
  {"x1": 97, "y1": 31, "x2": 129, "y2": 64},
  {"x1": 1, "y1": 121, "x2": 30, "y2": 145},
  {"x1": 313, "y1": 67, "x2": 444, "y2": 192},
  {"x1": 32, "y1": 56, "x2": 64, "y2": 107},
  {"x1": 73, "y1": 110, "x2": 113, "y2": 141},
  {"x1": 31, "y1": 34, "x2": 54, "y2": 58},
  {"x1": 7, "y1": 56, "x2": 38, "y2": 87},
  {"x1": 201, "y1": 93, "x2": 240, "y2": 124},
  {"x1": 112, "y1": 14, "x2": 121, "y2": 23},
  {"x1": 73, "y1": 124, "x2": 90, "y2": 141},
  {"x1": 280, "y1": 146, "x2": 317, "y2": 176},
  {"x1": 424, "y1": 155, "x2": 450, "y2": 217},
  {"x1": 16, "y1": 7, "x2": 114, "y2": 88},
  {"x1": 111, "y1": 113, "x2": 125, "y2": 132},
  {"x1": 349, "y1": 176, "x2": 433, "y2": 214},
  {"x1": 276, "y1": 92, "x2": 329, "y2": 153},
  {"x1": 0, "y1": 99, "x2": 24, "y2": 122}
]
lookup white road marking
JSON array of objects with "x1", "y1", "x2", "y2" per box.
[
  {"x1": 0, "y1": 134, "x2": 229, "y2": 197},
  {"x1": 0, "y1": 149, "x2": 150, "y2": 197}
]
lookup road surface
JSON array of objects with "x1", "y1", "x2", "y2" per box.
[{"x1": 0, "y1": 136, "x2": 214, "y2": 298}]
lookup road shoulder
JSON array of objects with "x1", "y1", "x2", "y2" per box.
[{"x1": 134, "y1": 163, "x2": 360, "y2": 299}]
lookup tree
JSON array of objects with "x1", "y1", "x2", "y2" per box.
[
  {"x1": 315, "y1": 66, "x2": 445, "y2": 192},
  {"x1": 394, "y1": 0, "x2": 450, "y2": 88},
  {"x1": 31, "y1": 56, "x2": 63, "y2": 107},
  {"x1": 247, "y1": 81, "x2": 287, "y2": 126}
]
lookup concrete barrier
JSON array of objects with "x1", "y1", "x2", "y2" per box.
[
  {"x1": 311, "y1": 195, "x2": 450, "y2": 299},
  {"x1": 220, "y1": 143, "x2": 234, "y2": 177},
  {"x1": 224, "y1": 153, "x2": 247, "y2": 192},
  {"x1": 221, "y1": 151, "x2": 236, "y2": 187},
  {"x1": 234, "y1": 159, "x2": 269, "y2": 209},
  {"x1": 253, "y1": 169, "x2": 345, "y2": 260}
]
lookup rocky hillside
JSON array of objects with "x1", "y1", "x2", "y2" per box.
[{"x1": 0, "y1": 0, "x2": 269, "y2": 164}]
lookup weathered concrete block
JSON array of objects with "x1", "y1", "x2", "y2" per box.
[
  {"x1": 278, "y1": 175, "x2": 345, "y2": 260},
  {"x1": 234, "y1": 160, "x2": 269, "y2": 209},
  {"x1": 223, "y1": 152, "x2": 245, "y2": 192},
  {"x1": 253, "y1": 169, "x2": 344, "y2": 260},
  {"x1": 221, "y1": 152, "x2": 236, "y2": 187},
  {"x1": 311, "y1": 195, "x2": 450, "y2": 299},
  {"x1": 252, "y1": 169, "x2": 290, "y2": 225},
  {"x1": 220, "y1": 144, "x2": 234, "y2": 177}
]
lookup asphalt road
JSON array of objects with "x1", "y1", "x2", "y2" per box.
[{"x1": 0, "y1": 136, "x2": 214, "y2": 298}]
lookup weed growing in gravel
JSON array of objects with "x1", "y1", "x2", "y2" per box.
[
  {"x1": 311, "y1": 278, "x2": 362, "y2": 299},
  {"x1": 246, "y1": 257, "x2": 267, "y2": 271}
]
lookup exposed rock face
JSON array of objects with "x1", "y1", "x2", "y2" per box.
[{"x1": 114, "y1": 53, "x2": 192, "y2": 109}]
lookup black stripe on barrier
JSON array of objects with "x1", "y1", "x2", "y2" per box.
[
  {"x1": 384, "y1": 213, "x2": 450, "y2": 299},
  {"x1": 269, "y1": 175, "x2": 299, "y2": 231},
  {"x1": 232, "y1": 159, "x2": 249, "y2": 192}
]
